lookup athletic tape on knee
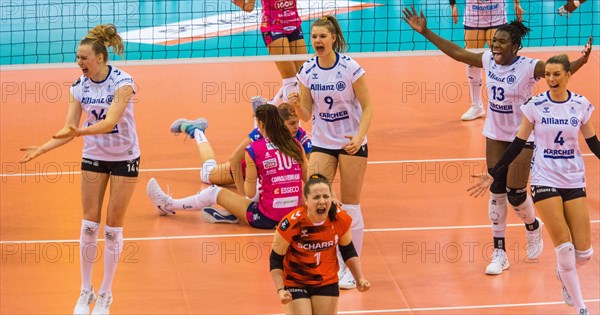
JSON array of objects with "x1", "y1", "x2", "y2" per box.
[
  {"x1": 556, "y1": 242, "x2": 576, "y2": 272},
  {"x1": 576, "y1": 248, "x2": 593, "y2": 268},
  {"x1": 200, "y1": 159, "x2": 218, "y2": 184},
  {"x1": 489, "y1": 193, "x2": 508, "y2": 237}
]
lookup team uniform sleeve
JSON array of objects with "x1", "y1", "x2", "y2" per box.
[
  {"x1": 114, "y1": 72, "x2": 136, "y2": 93},
  {"x1": 346, "y1": 58, "x2": 365, "y2": 84},
  {"x1": 336, "y1": 207, "x2": 353, "y2": 236},
  {"x1": 296, "y1": 61, "x2": 310, "y2": 87},
  {"x1": 520, "y1": 100, "x2": 536, "y2": 125},
  {"x1": 481, "y1": 51, "x2": 492, "y2": 72},
  {"x1": 69, "y1": 77, "x2": 83, "y2": 103},
  {"x1": 276, "y1": 212, "x2": 297, "y2": 244},
  {"x1": 580, "y1": 96, "x2": 595, "y2": 125},
  {"x1": 248, "y1": 128, "x2": 262, "y2": 141},
  {"x1": 245, "y1": 144, "x2": 257, "y2": 162}
]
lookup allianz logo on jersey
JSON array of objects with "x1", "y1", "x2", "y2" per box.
[
  {"x1": 541, "y1": 117, "x2": 579, "y2": 127},
  {"x1": 310, "y1": 82, "x2": 346, "y2": 92},
  {"x1": 487, "y1": 72, "x2": 516, "y2": 84},
  {"x1": 81, "y1": 95, "x2": 113, "y2": 105}
]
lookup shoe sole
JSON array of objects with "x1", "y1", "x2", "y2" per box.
[
  {"x1": 485, "y1": 261, "x2": 510, "y2": 275},
  {"x1": 201, "y1": 208, "x2": 239, "y2": 224}
]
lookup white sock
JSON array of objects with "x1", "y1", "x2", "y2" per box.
[
  {"x1": 170, "y1": 186, "x2": 222, "y2": 210},
  {"x1": 80, "y1": 220, "x2": 100, "y2": 291},
  {"x1": 467, "y1": 65, "x2": 483, "y2": 107},
  {"x1": 194, "y1": 129, "x2": 208, "y2": 144},
  {"x1": 489, "y1": 193, "x2": 508, "y2": 238},
  {"x1": 342, "y1": 204, "x2": 364, "y2": 255},
  {"x1": 99, "y1": 226, "x2": 123, "y2": 294},
  {"x1": 556, "y1": 242, "x2": 586, "y2": 310}
]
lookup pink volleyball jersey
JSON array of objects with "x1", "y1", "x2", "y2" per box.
[
  {"x1": 464, "y1": 0, "x2": 508, "y2": 28},
  {"x1": 246, "y1": 137, "x2": 303, "y2": 222},
  {"x1": 260, "y1": 0, "x2": 302, "y2": 34}
]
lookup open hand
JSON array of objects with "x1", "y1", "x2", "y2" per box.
[
  {"x1": 402, "y1": 6, "x2": 427, "y2": 34},
  {"x1": 467, "y1": 173, "x2": 494, "y2": 198}
]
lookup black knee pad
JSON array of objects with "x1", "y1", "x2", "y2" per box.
[
  {"x1": 488, "y1": 168, "x2": 507, "y2": 194},
  {"x1": 507, "y1": 187, "x2": 527, "y2": 206}
]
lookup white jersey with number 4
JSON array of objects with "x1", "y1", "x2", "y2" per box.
[
  {"x1": 481, "y1": 51, "x2": 539, "y2": 142},
  {"x1": 521, "y1": 91, "x2": 594, "y2": 189},
  {"x1": 297, "y1": 53, "x2": 366, "y2": 149},
  {"x1": 70, "y1": 66, "x2": 140, "y2": 161}
]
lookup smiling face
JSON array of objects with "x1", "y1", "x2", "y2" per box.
[
  {"x1": 311, "y1": 26, "x2": 335, "y2": 57},
  {"x1": 305, "y1": 182, "x2": 332, "y2": 223},
  {"x1": 76, "y1": 44, "x2": 104, "y2": 79},
  {"x1": 545, "y1": 63, "x2": 570, "y2": 94},
  {"x1": 490, "y1": 30, "x2": 519, "y2": 65}
]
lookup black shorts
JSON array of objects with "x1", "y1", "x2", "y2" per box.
[
  {"x1": 285, "y1": 283, "x2": 339, "y2": 300},
  {"x1": 312, "y1": 144, "x2": 368, "y2": 159},
  {"x1": 81, "y1": 157, "x2": 140, "y2": 177},
  {"x1": 464, "y1": 23, "x2": 506, "y2": 31},
  {"x1": 530, "y1": 185, "x2": 587, "y2": 203},
  {"x1": 245, "y1": 202, "x2": 279, "y2": 229},
  {"x1": 262, "y1": 27, "x2": 304, "y2": 46}
]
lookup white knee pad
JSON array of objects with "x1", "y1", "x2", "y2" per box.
[
  {"x1": 556, "y1": 242, "x2": 576, "y2": 272},
  {"x1": 489, "y1": 193, "x2": 508, "y2": 237},
  {"x1": 576, "y1": 247, "x2": 593, "y2": 268},
  {"x1": 200, "y1": 159, "x2": 218, "y2": 184}
]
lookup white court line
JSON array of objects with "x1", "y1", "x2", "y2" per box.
[
  {"x1": 1, "y1": 220, "x2": 598, "y2": 245},
  {"x1": 1, "y1": 154, "x2": 596, "y2": 177},
  {"x1": 265, "y1": 299, "x2": 600, "y2": 315}
]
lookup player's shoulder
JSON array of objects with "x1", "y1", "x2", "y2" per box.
[{"x1": 278, "y1": 207, "x2": 306, "y2": 232}]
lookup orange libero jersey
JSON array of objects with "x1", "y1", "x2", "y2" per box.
[{"x1": 277, "y1": 206, "x2": 352, "y2": 287}]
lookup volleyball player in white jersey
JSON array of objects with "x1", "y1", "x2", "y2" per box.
[
  {"x1": 20, "y1": 24, "x2": 139, "y2": 314},
  {"x1": 449, "y1": 0, "x2": 524, "y2": 121},
  {"x1": 287, "y1": 15, "x2": 374, "y2": 289},
  {"x1": 470, "y1": 54, "x2": 599, "y2": 315},
  {"x1": 403, "y1": 6, "x2": 592, "y2": 274}
]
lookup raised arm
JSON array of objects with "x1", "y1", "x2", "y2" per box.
[
  {"x1": 533, "y1": 37, "x2": 593, "y2": 78},
  {"x1": 402, "y1": 6, "x2": 484, "y2": 68},
  {"x1": 513, "y1": 0, "x2": 525, "y2": 21}
]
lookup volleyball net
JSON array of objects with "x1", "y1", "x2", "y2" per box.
[{"x1": 0, "y1": 0, "x2": 598, "y2": 65}]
